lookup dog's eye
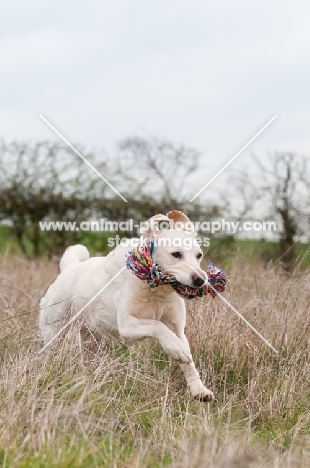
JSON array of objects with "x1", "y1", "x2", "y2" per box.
[
  {"x1": 197, "y1": 253, "x2": 203, "y2": 260},
  {"x1": 158, "y1": 221, "x2": 170, "y2": 230},
  {"x1": 171, "y1": 252, "x2": 182, "y2": 259}
]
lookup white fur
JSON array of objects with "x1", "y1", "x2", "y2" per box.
[
  {"x1": 59, "y1": 244, "x2": 90, "y2": 272},
  {"x1": 39, "y1": 211, "x2": 214, "y2": 401}
]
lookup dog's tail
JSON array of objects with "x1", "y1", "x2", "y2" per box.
[{"x1": 60, "y1": 244, "x2": 90, "y2": 272}]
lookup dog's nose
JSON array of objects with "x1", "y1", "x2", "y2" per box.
[{"x1": 191, "y1": 273, "x2": 205, "y2": 288}]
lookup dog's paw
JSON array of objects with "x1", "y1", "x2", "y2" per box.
[
  {"x1": 162, "y1": 337, "x2": 192, "y2": 364},
  {"x1": 192, "y1": 385, "x2": 214, "y2": 402}
]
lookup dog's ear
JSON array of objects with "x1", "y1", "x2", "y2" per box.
[
  {"x1": 142, "y1": 214, "x2": 173, "y2": 241},
  {"x1": 166, "y1": 210, "x2": 196, "y2": 234}
]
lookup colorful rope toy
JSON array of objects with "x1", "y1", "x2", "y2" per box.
[{"x1": 126, "y1": 241, "x2": 226, "y2": 300}]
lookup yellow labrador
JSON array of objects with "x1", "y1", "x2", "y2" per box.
[{"x1": 39, "y1": 211, "x2": 214, "y2": 401}]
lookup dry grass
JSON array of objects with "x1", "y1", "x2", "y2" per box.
[{"x1": 0, "y1": 251, "x2": 310, "y2": 467}]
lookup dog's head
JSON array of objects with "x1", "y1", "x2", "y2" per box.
[{"x1": 142, "y1": 210, "x2": 207, "y2": 288}]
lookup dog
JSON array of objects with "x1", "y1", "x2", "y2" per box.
[{"x1": 39, "y1": 210, "x2": 214, "y2": 401}]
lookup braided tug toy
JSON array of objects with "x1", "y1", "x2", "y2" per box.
[{"x1": 126, "y1": 241, "x2": 226, "y2": 300}]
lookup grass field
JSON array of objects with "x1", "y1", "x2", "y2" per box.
[{"x1": 0, "y1": 246, "x2": 310, "y2": 467}]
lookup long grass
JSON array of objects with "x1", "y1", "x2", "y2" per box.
[{"x1": 0, "y1": 250, "x2": 310, "y2": 467}]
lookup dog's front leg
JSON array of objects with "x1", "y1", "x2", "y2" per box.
[
  {"x1": 178, "y1": 333, "x2": 214, "y2": 402},
  {"x1": 162, "y1": 305, "x2": 214, "y2": 402},
  {"x1": 117, "y1": 311, "x2": 192, "y2": 364}
]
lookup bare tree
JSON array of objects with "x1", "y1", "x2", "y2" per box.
[
  {"x1": 256, "y1": 152, "x2": 309, "y2": 260},
  {"x1": 226, "y1": 152, "x2": 310, "y2": 265},
  {"x1": 109, "y1": 135, "x2": 223, "y2": 234},
  {"x1": 0, "y1": 140, "x2": 107, "y2": 256},
  {"x1": 117, "y1": 136, "x2": 200, "y2": 203}
]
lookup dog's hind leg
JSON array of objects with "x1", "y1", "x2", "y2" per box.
[{"x1": 39, "y1": 294, "x2": 72, "y2": 346}]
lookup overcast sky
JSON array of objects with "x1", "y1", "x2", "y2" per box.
[{"x1": 1, "y1": 0, "x2": 309, "y2": 195}]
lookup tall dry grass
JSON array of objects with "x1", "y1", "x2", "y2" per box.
[{"x1": 0, "y1": 251, "x2": 310, "y2": 467}]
